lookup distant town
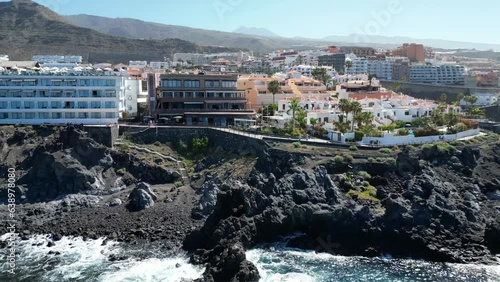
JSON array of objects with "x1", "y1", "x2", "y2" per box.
[{"x1": 0, "y1": 43, "x2": 499, "y2": 146}]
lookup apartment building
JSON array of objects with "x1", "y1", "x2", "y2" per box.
[
  {"x1": 409, "y1": 64, "x2": 465, "y2": 85},
  {"x1": 238, "y1": 72, "x2": 326, "y2": 109},
  {"x1": 317, "y1": 54, "x2": 346, "y2": 72},
  {"x1": 345, "y1": 56, "x2": 368, "y2": 75},
  {"x1": 367, "y1": 59, "x2": 393, "y2": 80},
  {"x1": 0, "y1": 65, "x2": 127, "y2": 125},
  {"x1": 477, "y1": 72, "x2": 499, "y2": 87},
  {"x1": 391, "y1": 43, "x2": 425, "y2": 62},
  {"x1": 340, "y1": 46, "x2": 376, "y2": 57},
  {"x1": 156, "y1": 73, "x2": 252, "y2": 126}
]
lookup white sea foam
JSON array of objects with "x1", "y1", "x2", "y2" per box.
[
  {"x1": 98, "y1": 257, "x2": 204, "y2": 282},
  {"x1": 0, "y1": 235, "x2": 203, "y2": 282}
]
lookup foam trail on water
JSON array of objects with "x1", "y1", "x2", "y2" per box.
[{"x1": 0, "y1": 235, "x2": 204, "y2": 282}]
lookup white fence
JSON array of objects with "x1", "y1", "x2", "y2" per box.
[{"x1": 359, "y1": 128, "x2": 480, "y2": 146}]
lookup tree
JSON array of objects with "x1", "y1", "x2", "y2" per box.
[
  {"x1": 263, "y1": 103, "x2": 278, "y2": 116},
  {"x1": 333, "y1": 115, "x2": 350, "y2": 134},
  {"x1": 456, "y1": 93, "x2": 465, "y2": 105},
  {"x1": 439, "y1": 93, "x2": 448, "y2": 103},
  {"x1": 445, "y1": 111, "x2": 461, "y2": 129},
  {"x1": 349, "y1": 101, "x2": 363, "y2": 131},
  {"x1": 287, "y1": 98, "x2": 302, "y2": 129},
  {"x1": 312, "y1": 68, "x2": 331, "y2": 87},
  {"x1": 389, "y1": 81, "x2": 401, "y2": 92},
  {"x1": 464, "y1": 95, "x2": 478, "y2": 106},
  {"x1": 354, "y1": 111, "x2": 374, "y2": 129},
  {"x1": 338, "y1": 99, "x2": 352, "y2": 118},
  {"x1": 310, "y1": 117, "x2": 318, "y2": 126},
  {"x1": 267, "y1": 80, "x2": 281, "y2": 105},
  {"x1": 345, "y1": 60, "x2": 353, "y2": 80}
]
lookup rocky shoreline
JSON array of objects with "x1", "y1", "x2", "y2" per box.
[{"x1": 1, "y1": 125, "x2": 500, "y2": 281}]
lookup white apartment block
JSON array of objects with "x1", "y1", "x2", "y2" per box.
[
  {"x1": 345, "y1": 56, "x2": 368, "y2": 75},
  {"x1": 410, "y1": 64, "x2": 465, "y2": 85},
  {"x1": 0, "y1": 68, "x2": 127, "y2": 125},
  {"x1": 367, "y1": 60, "x2": 393, "y2": 80},
  {"x1": 32, "y1": 55, "x2": 83, "y2": 64}
]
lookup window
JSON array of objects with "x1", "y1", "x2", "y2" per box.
[
  {"x1": 163, "y1": 80, "x2": 181, "y2": 88},
  {"x1": 51, "y1": 102, "x2": 61, "y2": 109},
  {"x1": 78, "y1": 112, "x2": 89, "y2": 119},
  {"x1": 12, "y1": 113, "x2": 22, "y2": 119},
  {"x1": 78, "y1": 102, "x2": 88, "y2": 109},
  {"x1": 405, "y1": 111, "x2": 410, "y2": 116},
  {"x1": 65, "y1": 112, "x2": 76, "y2": 119},
  {"x1": 52, "y1": 112, "x2": 62, "y2": 119},
  {"x1": 0, "y1": 113, "x2": 7, "y2": 119},
  {"x1": 184, "y1": 80, "x2": 200, "y2": 88},
  {"x1": 205, "y1": 80, "x2": 220, "y2": 88},
  {"x1": 0, "y1": 102, "x2": 7, "y2": 109},
  {"x1": 222, "y1": 81, "x2": 236, "y2": 88},
  {"x1": 91, "y1": 112, "x2": 102, "y2": 119},
  {"x1": 24, "y1": 102, "x2": 34, "y2": 109},
  {"x1": 91, "y1": 102, "x2": 101, "y2": 109},
  {"x1": 105, "y1": 102, "x2": 115, "y2": 109},
  {"x1": 39, "y1": 112, "x2": 49, "y2": 119},
  {"x1": 11, "y1": 102, "x2": 21, "y2": 109},
  {"x1": 25, "y1": 113, "x2": 35, "y2": 119},
  {"x1": 106, "y1": 112, "x2": 116, "y2": 118}
]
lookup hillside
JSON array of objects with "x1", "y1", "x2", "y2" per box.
[
  {"x1": 65, "y1": 14, "x2": 339, "y2": 53},
  {"x1": 0, "y1": 0, "x2": 238, "y2": 63}
]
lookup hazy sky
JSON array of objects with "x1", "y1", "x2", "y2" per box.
[{"x1": 17, "y1": 0, "x2": 500, "y2": 44}]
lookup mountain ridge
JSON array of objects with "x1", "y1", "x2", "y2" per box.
[
  {"x1": 65, "y1": 14, "x2": 500, "y2": 52},
  {"x1": 0, "y1": 0, "x2": 238, "y2": 63}
]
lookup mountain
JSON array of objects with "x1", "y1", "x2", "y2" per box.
[
  {"x1": 323, "y1": 34, "x2": 500, "y2": 51},
  {"x1": 233, "y1": 26, "x2": 281, "y2": 38},
  {"x1": 0, "y1": 0, "x2": 237, "y2": 63},
  {"x1": 65, "y1": 14, "x2": 340, "y2": 53}
]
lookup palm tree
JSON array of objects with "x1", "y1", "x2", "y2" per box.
[
  {"x1": 267, "y1": 80, "x2": 281, "y2": 106},
  {"x1": 287, "y1": 98, "x2": 302, "y2": 129},
  {"x1": 354, "y1": 111, "x2": 374, "y2": 129},
  {"x1": 338, "y1": 99, "x2": 351, "y2": 118},
  {"x1": 349, "y1": 101, "x2": 363, "y2": 131},
  {"x1": 453, "y1": 93, "x2": 465, "y2": 106},
  {"x1": 333, "y1": 115, "x2": 350, "y2": 134},
  {"x1": 345, "y1": 60, "x2": 353, "y2": 81}
]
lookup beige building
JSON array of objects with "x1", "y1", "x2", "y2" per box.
[{"x1": 237, "y1": 73, "x2": 326, "y2": 109}]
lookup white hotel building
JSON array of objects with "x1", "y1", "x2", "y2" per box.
[{"x1": 0, "y1": 67, "x2": 127, "y2": 125}]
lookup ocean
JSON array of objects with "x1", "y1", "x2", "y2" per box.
[{"x1": 1, "y1": 234, "x2": 499, "y2": 282}]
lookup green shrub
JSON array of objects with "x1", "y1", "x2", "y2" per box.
[
  {"x1": 345, "y1": 138, "x2": 356, "y2": 143},
  {"x1": 379, "y1": 124, "x2": 397, "y2": 132},
  {"x1": 117, "y1": 168, "x2": 126, "y2": 175},
  {"x1": 349, "y1": 145, "x2": 358, "y2": 151},
  {"x1": 331, "y1": 155, "x2": 344, "y2": 163},
  {"x1": 368, "y1": 157, "x2": 396, "y2": 168},
  {"x1": 154, "y1": 141, "x2": 162, "y2": 146},
  {"x1": 406, "y1": 145, "x2": 416, "y2": 151},
  {"x1": 379, "y1": 148, "x2": 392, "y2": 154},
  {"x1": 178, "y1": 140, "x2": 188, "y2": 153},
  {"x1": 358, "y1": 171, "x2": 371, "y2": 180},
  {"x1": 354, "y1": 131, "x2": 364, "y2": 141},
  {"x1": 119, "y1": 142, "x2": 130, "y2": 152},
  {"x1": 397, "y1": 128, "x2": 410, "y2": 136},
  {"x1": 343, "y1": 153, "x2": 354, "y2": 163},
  {"x1": 449, "y1": 140, "x2": 464, "y2": 147},
  {"x1": 395, "y1": 120, "x2": 408, "y2": 128},
  {"x1": 292, "y1": 142, "x2": 301, "y2": 148},
  {"x1": 414, "y1": 128, "x2": 440, "y2": 137},
  {"x1": 192, "y1": 137, "x2": 209, "y2": 154}
]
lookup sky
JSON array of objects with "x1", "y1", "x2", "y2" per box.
[{"x1": 10, "y1": 0, "x2": 500, "y2": 44}]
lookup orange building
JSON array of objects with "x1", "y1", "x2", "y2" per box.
[
  {"x1": 392, "y1": 43, "x2": 425, "y2": 62},
  {"x1": 477, "y1": 72, "x2": 499, "y2": 87}
]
